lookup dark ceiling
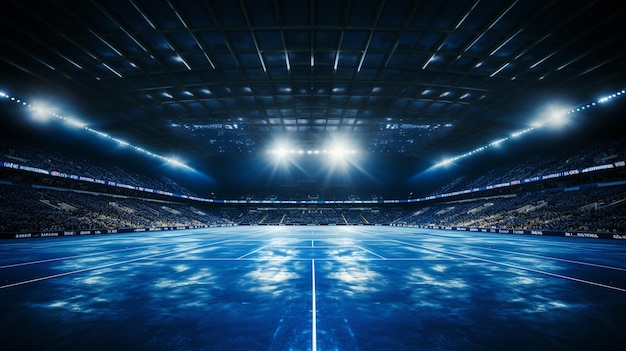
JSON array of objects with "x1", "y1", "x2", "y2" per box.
[{"x1": 1, "y1": 0, "x2": 625, "y2": 173}]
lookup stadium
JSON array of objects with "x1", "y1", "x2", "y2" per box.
[{"x1": 1, "y1": 1, "x2": 625, "y2": 350}]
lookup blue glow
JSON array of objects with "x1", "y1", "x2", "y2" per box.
[
  {"x1": 431, "y1": 87, "x2": 626, "y2": 170},
  {"x1": 64, "y1": 117, "x2": 87, "y2": 128},
  {"x1": 2, "y1": 91, "x2": 195, "y2": 172}
]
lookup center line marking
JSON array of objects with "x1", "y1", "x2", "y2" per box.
[{"x1": 311, "y1": 259, "x2": 317, "y2": 351}]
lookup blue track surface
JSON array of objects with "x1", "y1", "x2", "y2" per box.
[{"x1": 2, "y1": 226, "x2": 626, "y2": 350}]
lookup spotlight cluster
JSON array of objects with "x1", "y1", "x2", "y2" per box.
[
  {"x1": 264, "y1": 137, "x2": 366, "y2": 178},
  {"x1": 266, "y1": 138, "x2": 360, "y2": 164},
  {"x1": 432, "y1": 88, "x2": 625, "y2": 170},
  {"x1": 0, "y1": 91, "x2": 194, "y2": 171},
  {"x1": 267, "y1": 148, "x2": 359, "y2": 156}
]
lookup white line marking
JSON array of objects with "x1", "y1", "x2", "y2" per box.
[
  {"x1": 393, "y1": 239, "x2": 626, "y2": 293},
  {"x1": 311, "y1": 259, "x2": 317, "y2": 351},
  {"x1": 272, "y1": 245, "x2": 361, "y2": 249},
  {"x1": 0, "y1": 240, "x2": 232, "y2": 289},
  {"x1": 473, "y1": 246, "x2": 626, "y2": 272},
  {"x1": 153, "y1": 257, "x2": 470, "y2": 262},
  {"x1": 237, "y1": 245, "x2": 269, "y2": 259},
  {"x1": 0, "y1": 244, "x2": 172, "y2": 269},
  {"x1": 357, "y1": 245, "x2": 387, "y2": 259}
]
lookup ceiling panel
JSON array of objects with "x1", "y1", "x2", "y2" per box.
[{"x1": 0, "y1": 0, "x2": 624, "y2": 170}]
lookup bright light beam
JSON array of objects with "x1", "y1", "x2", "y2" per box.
[
  {"x1": 64, "y1": 117, "x2": 87, "y2": 128},
  {"x1": 31, "y1": 102, "x2": 52, "y2": 121},
  {"x1": 2, "y1": 90, "x2": 195, "y2": 171},
  {"x1": 430, "y1": 87, "x2": 625, "y2": 170}
]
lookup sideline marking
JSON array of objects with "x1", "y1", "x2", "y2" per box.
[
  {"x1": 0, "y1": 240, "x2": 232, "y2": 289},
  {"x1": 393, "y1": 239, "x2": 626, "y2": 293},
  {"x1": 153, "y1": 257, "x2": 470, "y2": 262},
  {"x1": 311, "y1": 259, "x2": 317, "y2": 351}
]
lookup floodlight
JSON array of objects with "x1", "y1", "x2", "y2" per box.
[
  {"x1": 267, "y1": 139, "x2": 299, "y2": 165},
  {"x1": 547, "y1": 108, "x2": 568, "y2": 127},
  {"x1": 427, "y1": 87, "x2": 625, "y2": 171},
  {"x1": 167, "y1": 158, "x2": 184, "y2": 167},
  {"x1": 432, "y1": 161, "x2": 446, "y2": 169},
  {"x1": 489, "y1": 137, "x2": 508, "y2": 147},
  {"x1": 64, "y1": 117, "x2": 87, "y2": 128},
  {"x1": 4, "y1": 91, "x2": 198, "y2": 172},
  {"x1": 112, "y1": 137, "x2": 129, "y2": 147},
  {"x1": 511, "y1": 128, "x2": 533, "y2": 138},
  {"x1": 30, "y1": 103, "x2": 51, "y2": 121},
  {"x1": 326, "y1": 135, "x2": 359, "y2": 157},
  {"x1": 318, "y1": 135, "x2": 364, "y2": 179},
  {"x1": 530, "y1": 120, "x2": 545, "y2": 129}
]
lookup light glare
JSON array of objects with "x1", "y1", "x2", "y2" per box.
[
  {"x1": 431, "y1": 87, "x2": 625, "y2": 170},
  {"x1": 2, "y1": 90, "x2": 194, "y2": 172}
]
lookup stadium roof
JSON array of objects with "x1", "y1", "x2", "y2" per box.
[{"x1": 1, "y1": 0, "x2": 625, "y2": 175}]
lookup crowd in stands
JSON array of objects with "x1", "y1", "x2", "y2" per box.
[
  {"x1": 1, "y1": 140, "x2": 193, "y2": 196},
  {"x1": 1, "y1": 180, "x2": 624, "y2": 234},
  {"x1": 224, "y1": 186, "x2": 389, "y2": 202},
  {"x1": 2, "y1": 138, "x2": 396, "y2": 202},
  {"x1": 427, "y1": 138, "x2": 626, "y2": 197},
  {"x1": 1, "y1": 135, "x2": 625, "y2": 235},
  {"x1": 5, "y1": 136, "x2": 623, "y2": 203},
  {"x1": 217, "y1": 207, "x2": 396, "y2": 225},
  {"x1": 217, "y1": 183, "x2": 626, "y2": 233},
  {"x1": 0, "y1": 184, "x2": 231, "y2": 233},
  {"x1": 395, "y1": 184, "x2": 626, "y2": 233}
]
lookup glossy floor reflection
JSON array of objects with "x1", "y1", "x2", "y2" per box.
[{"x1": 1, "y1": 226, "x2": 626, "y2": 350}]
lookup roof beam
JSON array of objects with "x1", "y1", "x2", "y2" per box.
[
  {"x1": 239, "y1": 0, "x2": 268, "y2": 72},
  {"x1": 166, "y1": 0, "x2": 216, "y2": 69},
  {"x1": 202, "y1": 0, "x2": 241, "y2": 68},
  {"x1": 356, "y1": 0, "x2": 386, "y2": 73}
]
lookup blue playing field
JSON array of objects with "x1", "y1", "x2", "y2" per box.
[{"x1": 2, "y1": 226, "x2": 626, "y2": 350}]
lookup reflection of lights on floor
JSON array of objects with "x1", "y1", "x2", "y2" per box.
[{"x1": 3, "y1": 226, "x2": 626, "y2": 351}]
